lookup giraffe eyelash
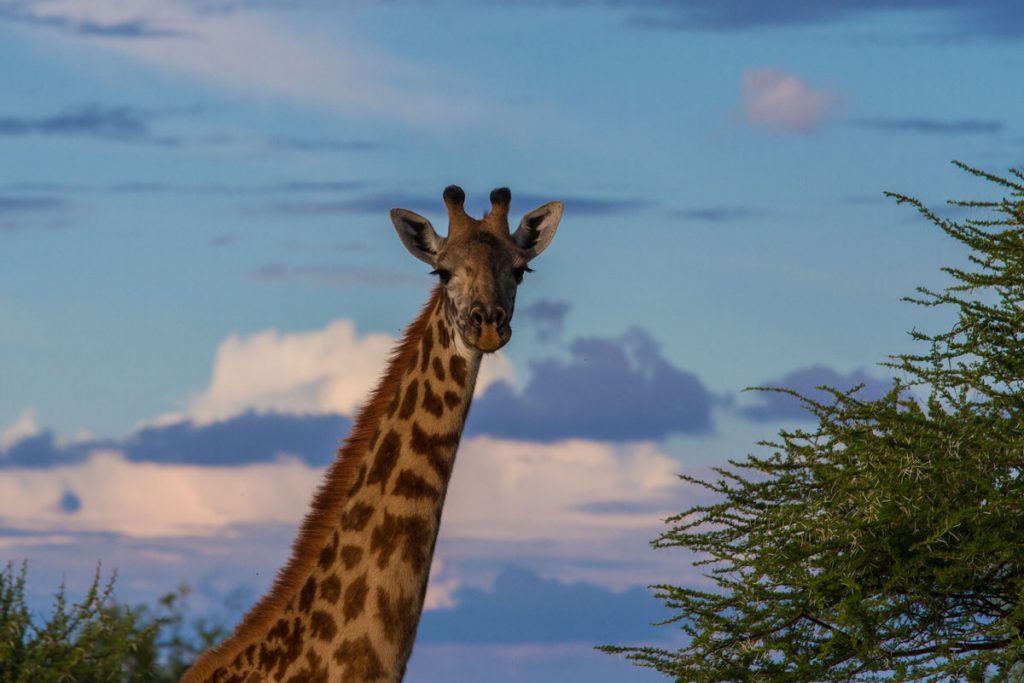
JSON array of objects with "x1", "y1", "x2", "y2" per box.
[{"x1": 430, "y1": 268, "x2": 452, "y2": 285}]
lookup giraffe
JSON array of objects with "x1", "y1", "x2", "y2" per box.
[{"x1": 182, "y1": 185, "x2": 563, "y2": 683}]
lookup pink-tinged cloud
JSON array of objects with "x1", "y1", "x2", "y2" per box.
[{"x1": 740, "y1": 68, "x2": 841, "y2": 135}]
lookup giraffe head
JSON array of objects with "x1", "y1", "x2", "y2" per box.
[{"x1": 391, "y1": 185, "x2": 562, "y2": 353}]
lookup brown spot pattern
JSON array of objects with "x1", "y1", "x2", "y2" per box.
[
  {"x1": 369, "y1": 511, "x2": 431, "y2": 573},
  {"x1": 376, "y1": 587, "x2": 417, "y2": 646},
  {"x1": 366, "y1": 430, "x2": 401, "y2": 493},
  {"x1": 333, "y1": 635, "x2": 384, "y2": 680},
  {"x1": 310, "y1": 610, "x2": 338, "y2": 643},
  {"x1": 443, "y1": 390, "x2": 460, "y2": 410},
  {"x1": 298, "y1": 576, "x2": 316, "y2": 613},
  {"x1": 343, "y1": 572, "x2": 370, "y2": 623},
  {"x1": 347, "y1": 463, "x2": 367, "y2": 498},
  {"x1": 392, "y1": 469, "x2": 439, "y2": 501},
  {"x1": 410, "y1": 421, "x2": 460, "y2": 480},
  {"x1": 422, "y1": 380, "x2": 444, "y2": 417},
  {"x1": 341, "y1": 502, "x2": 375, "y2": 532},
  {"x1": 398, "y1": 380, "x2": 419, "y2": 420},
  {"x1": 449, "y1": 356, "x2": 467, "y2": 388},
  {"x1": 431, "y1": 356, "x2": 446, "y2": 382},
  {"x1": 284, "y1": 650, "x2": 328, "y2": 683},
  {"x1": 407, "y1": 349, "x2": 419, "y2": 376},
  {"x1": 318, "y1": 531, "x2": 338, "y2": 571},
  {"x1": 319, "y1": 574, "x2": 342, "y2": 604},
  {"x1": 437, "y1": 320, "x2": 450, "y2": 349},
  {"x1": 259, "y1": 616, "x2": 304, "y2": 679},
  {"x1": 420, "y1": 326, "x2": 434, "y2": 372},
  {"x1": 340, "y1": 544, "x2": 363, "y2": 570}
]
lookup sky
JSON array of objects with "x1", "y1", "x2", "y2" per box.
[{"x1": 1, "y1": 1, "x2": 1023, "y2": 681}]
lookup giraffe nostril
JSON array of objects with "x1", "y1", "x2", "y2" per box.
[
  {"x1": 494, "y1": 307, "x2": 507, "y2": 325},
  {"x1": 470, "y1": 307, "x2": 484, "y2": 326}
]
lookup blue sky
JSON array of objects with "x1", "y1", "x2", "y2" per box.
[{"x1": 1, "y1": 1, "x2": 1023, "y2": 681}]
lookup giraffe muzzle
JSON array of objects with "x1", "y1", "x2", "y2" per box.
[
  {"x1": 468, "y1": 304, "x2": 510, "y2": 352},
  {"x1": 477, "y1": 322, "x2": 506, "y2": 352}
]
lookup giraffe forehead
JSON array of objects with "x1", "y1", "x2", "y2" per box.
[{"x1": 442, "y1": 230, "x2": 520, "y2": 269}]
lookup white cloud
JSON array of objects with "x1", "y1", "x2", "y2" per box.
[
  {"x1": 0, "y1": 449, "x2": 319, "y2": 537},
  {"x1": 424, "y1": 555, "x2": 460, "y2": 610},
  {"x1": 0, "y1": 436, "x2": 677, "y2": 542},
  {"x1": 0, "y1": 409, "x2": 40, "y2": 452},
  {"x1": 0, "y1": 534, "x2": 75, "y2": 550},
  {"x1": 8, "y1": 0, "x2": 484, "y2": 125},
  {"x1": 180, "y1": 317, "x2": 516, "y2": 424},
  {"x1": 0, "y1": 436, "x2": 687, "y2": 598},
  {"x1": 445, "y1": 437, "x2": 680, "y2": 542},
  {"x1": 739, "y1": 67, "x2": 842, "y2": 134}
]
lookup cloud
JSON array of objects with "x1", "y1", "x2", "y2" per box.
[
  {"x1": 0, "y1": 196, "x2": 71, "y2": 214},
  {"x1": 133, "y1": 0, "x2": 1024, "y2": 41},
  {"x1": 249, "y1": 264, "x2": 426, "y2": 287},
  {"x1": 183, "y1": 319, "x2": 393, "y2": 424},
  {"x1": 251, "y1": 191, "x2": 648, "y2": 220},
  {"x1": 0, "y1": 105, "x2": 181, "y2": 145},
  {"x1": 418, "y1": 565, "x2": 668, "y2": 644},
  {"x1": 469, "y1": 328, "x2": 719, "y2": 441},
  {"x1": 0, "y1": 195, "x2": 72, "y2": 232},
  {"x1": 541, "y1": 196, "x2": 649, "y2": 217},
  {"x1": 852, "y1": 117, "x2": 1004, "y2": 135},
  {"x1": 122, "y1": 412, "x2": 348, "y2": 466},
  {"x1": 0, "y1": 431, "x2": 81, "y2": 469},
  {"x1": 0, "y1": 409, "x2": 40, "y2": 451},
  {"x1": 0, "y1": 4, "x2": 184, "y2": 38},
  {"x1": 0, "y1": 450, "x2": 321, "y2": 537},
  {"x1": 1, "y1": 179, "x2": 366, "y2": 196},
  {"x1": 444, "y1": 436, "x2": 680, "y2": 543},
  {"x1": 516, "y1": 299, "x2": 571, "y2": 343},
  {"x1": 2, "y1": 1, "x2": 488, "y2": 126},
  {"x1": 623, "y1": 1, "x2": 1024, "y2": 39},
  {"x1": 266, "y1": 136, "x2": 379, "y2": 153},
  {"x1": 58, "y1": 490, "x2": 82, "y2": 513},
  {"x1": 739, "y1": 68, "x2": 842, "y2": 135},
  {"x1": 0, "y1": 432, "x2": 679, "y2": 540},
  {"x1": 739, "y1": 364, "x2": 891, "y2": 422},
  {"x1": 250, "y1": 194, "x2": 432, "y2": 217},
  {"x1": 182, "y1": 317, "x2": 516, "y2": 424},
  {"x1": 669, "y1": 206, "x2": 769, "y2": 222},
  {"x1": 0, "y1": 411, "x2": 348, "y2": 469}
]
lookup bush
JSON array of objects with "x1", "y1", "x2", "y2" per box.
[{"x1": 0, "y1": 562, "x2": 224, "y2": 683}]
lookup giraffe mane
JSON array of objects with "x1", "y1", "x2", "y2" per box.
[{"x1": 182, "y1": 286, "x2": 444, "y2": 682}]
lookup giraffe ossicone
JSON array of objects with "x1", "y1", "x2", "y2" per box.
[{"x1": 182, "y1": 186, "x2": 563, "y2": 683}]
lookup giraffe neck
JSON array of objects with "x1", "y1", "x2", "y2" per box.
[{"x1": 184, "y1": 288, "x2": 481, "y2": 683}]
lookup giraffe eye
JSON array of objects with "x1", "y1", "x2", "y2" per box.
[
  {"x1": 513, "y1": 266, "x2": 533, "y2": 284},
  {"x1": 431, "y1": 269, "x2": 452, "y2": 285}
]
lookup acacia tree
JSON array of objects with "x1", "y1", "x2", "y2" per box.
[
  {"x1": 604, "y1": 163, "x2": 1024, "y2": 681},
  {"x1": 0, "y1": 562, "x2": 225, "y2": 682}
]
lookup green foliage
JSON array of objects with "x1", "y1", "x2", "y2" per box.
[
  {"x1": 0, "y1": 562, "x2": 225, "y2": 683},
  {"x1": 604, "y1": 163, "x2": 1024, "y2": 681}
]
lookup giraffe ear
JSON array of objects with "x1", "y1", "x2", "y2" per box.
[
  {"x1": 512, "y1": 201, "x2": 563, "y2": 261},
  {"x1": 391, "y1": 208, "x2": 446, "y2": 265}
]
